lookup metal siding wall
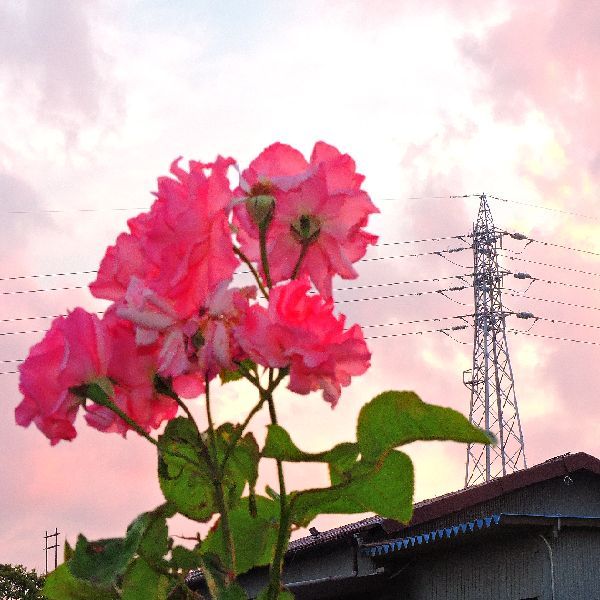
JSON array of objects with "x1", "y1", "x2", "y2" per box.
[
  {"x1": 553, "y1": 529, "x2": 600, "y2": 599},
  {"x1": 377, "y1": 535, "x2": 545, "y2": 600},
  {"x1": 401, "y1": 472, "x2": 600, "y2": 539}
]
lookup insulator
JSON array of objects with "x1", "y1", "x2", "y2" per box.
[
  {"x1": 510, "y1": 232, "x2": 528, "y2": 240},
  {"x1": 515, "y1": 311, "x2": 535, "y2": 319},
  {"x1": 513, "y1": 272, "x2": 532, "y2": 279}
]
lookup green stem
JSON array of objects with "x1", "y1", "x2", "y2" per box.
[
  {"x1": 291, "y1": 242, "x2": 310, "y2": 280},
  {"x1": 233, "y1": 245, "x2": 269, "y2": 299},
  {"x1": 259, "y1": 227, "x2": 273, "y2": 288},
  {"x1": 264, "y1": 373, "x2": 289, "y2": 600},
  {"x1": 83, "y1": 386, "x2": 201, "y2": 469},
  {"x1": 234, "y1": 360, "x2": 260, "y2": 388},
  {"x1": 220, "y1": 395, "x2": 266, "y2": 469},
  {"x1": 205, "y1": 376, "x2": 237, "y2": 576}
]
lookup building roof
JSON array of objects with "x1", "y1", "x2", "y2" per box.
[
  {"x1": 188, "y1": 452, "x2": 600, "y2": 591},
  {"x1": 287, "y1": 515, "x2": 384, "y2": 553},
  {"x1": 363, "y1": 513, "x2": 600, "y2": 558},
  {"x1": 289, "y1": 452, "x2": 600, "y2": 553}
]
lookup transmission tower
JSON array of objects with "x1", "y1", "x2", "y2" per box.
[{"x1": 464, "y1": 193, "x2": 527, "y2": 487}]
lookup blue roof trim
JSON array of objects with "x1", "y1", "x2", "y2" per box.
[
  {"x1": 363, "y1": 513, "x2": 600, "y2": 557},
  {"x1": 364, "y1": 513, "x2": 505, "y2": 557}
]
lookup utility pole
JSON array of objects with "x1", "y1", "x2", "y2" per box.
[
  {"x1": 464, "y1": 193, "x2": 527, "y2": 487},
  {"x1": 44, "y1": 528, "x2": 60, "y2": 574}
]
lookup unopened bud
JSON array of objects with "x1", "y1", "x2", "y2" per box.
[
  {"x1": 191, "y1": 330, "x2": 205, "y2": 350},
  {"x1": 291, "y1": 214, "x2": 321, "y2": 244},
  {"x1": 246, "y1": 194, "x2": 275, "y2": 230}
]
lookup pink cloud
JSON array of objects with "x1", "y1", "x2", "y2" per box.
[
  {"x1": 0, "y1": 0, "x2": 122, "y2": 143},
  {"x1": 463, "y1": 1, "x2": 600, "y2": 174}
]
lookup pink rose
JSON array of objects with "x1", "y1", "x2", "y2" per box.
[
  {"x1": 190, "y1": 283, "x2": 256, "y2": 380},
  {"x1": 235, "y1": 278, "x2": 371, "y2": 406},
  {"x1": 84, "y1": 311, "x2": 178, "y2": 435},
  {"x1": 15, "y1": 308, "x2": 109, "y2": 445},
  {"x1": 234, "y1": 142, "x2": 378, "y2": 298},
  {"x1": 90, "y1": 156, "x2": 239, "y2": 319}
]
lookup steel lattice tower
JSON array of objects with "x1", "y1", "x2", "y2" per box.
[{"x1": 464, "y1": 193, "x2": 527, "y2": 487}]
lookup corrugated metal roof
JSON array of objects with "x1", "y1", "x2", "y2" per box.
[
  {"x1": 288, "y1": 515, "x2": 383, "y2": 552},
  {"x1": 362, "y1": 513, "x2": 600, "y2": 557}
]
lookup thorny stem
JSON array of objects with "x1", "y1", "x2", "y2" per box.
[
  {"x1": 259, "y1": 227, "x2": 273, "y2": 288},
  {"x1": 205, "y1": 376, "x2": 237, "y2": 575},
  {"x1": 220, "y1": 396, "x2": 266, "y2": 469},
  {"x1": 222, "y1": 366, "x2": 289, "y2": 469},
  {"x1": 291, "y1": 242, "x2": 310, "y2": 280},
  {"x1": 233, "y1": 245, "x2": 269, "y2": 300},
  {"x1": 265, "y1": 369, "x2": 290, "y2": 600},
  {"x1": 83, "y1": 388, "x2": 201, "y2": 470},
  {"x1": 234, "y1": 360, "x2": 260, "y2": 387}
]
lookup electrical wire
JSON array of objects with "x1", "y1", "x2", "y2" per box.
[
  {"x1": 508, "y1": 329, "x2": 600, "y2": 346},
  {"x1": 0, "y1": 270, "x2": 97, "y2": 283},
  {"x1": 0, "y1": 314, "x2": 475, "y2": 339},
  {"x1": 509, "y1": 234, "x2": 600, "y2": 258},
  {"x1": 0, "y1": 247, "x2": 472, "y2": 293},
  {"x1": 488, "y1": 195, "x2": 600, "y2": 222},
  {"x1": 336, "y1": 285, "x2": 469, "y2": 305},
  {"x1": 534, "y1": 316, "x2": 600, "y2": 331},
  {"x1": 500, "y1": 252, "x2": 600, "y2": 278},
  {"x1": 0, "y1": 285, "x2": 86, "y2": 296},
  {"x1": 504, "y1": 290, "x2": 600, "y2": 312},
  {"x1": 335, "y1": 274, "x2": 471, "y2": 292},
  {"x1": 0, "y1": 321, "x2": 472, "y2": 372},
  {"x1": 525, "y1": 277, "x2": 600, "y2": 294}
]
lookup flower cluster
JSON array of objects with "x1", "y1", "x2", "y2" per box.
[{"x1": 16, "y1": 142, "x2": 377, "y2": 444}]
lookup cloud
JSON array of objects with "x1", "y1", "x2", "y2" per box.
[{"x1": 0, "y1": 0, "x2": 123, "y2": 151}]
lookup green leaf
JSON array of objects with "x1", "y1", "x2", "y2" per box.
[
  {"x1": 121, "y1": 558, "x2": 170, "y2": 600},
  {"x1": 170, "y1": 546, "x2": 200, "y2": 572},
  {"x1": 69, "y1": 511, "x2": 151, "y2": 587},
  {"x1": 42, "y1": 564, "x2": 117, "y2": 600},
  {"x1": 263, "y1": 424, "x2": 358, "y2": 467},
  {"x1": 357, "y1": 391, "x2": 494, "y2": 463},
  {"x1": 158, "y1": 418, "x2": 261, "y2": 522},
  {"x1": 215, "y1": 425, "x2": 260, "y2": 504},
  {"x1": 158, "y1": 418, "x2": 218, "y2": 522},
  {"x1": 291, "y1": 450, "x2": 414, "y2": 527},
  {"x1": 199, "y1": 553, "x2": 248, "y2": 600},
  {"x1": 201, "y1": 496, "x2": 279, "y2": 576},
  {"x1": 138, "y1": 506, "x2": 171, "y2": 563},
  {"x1": 220, "y1": 359, "x2": 257, "y2": 384}
]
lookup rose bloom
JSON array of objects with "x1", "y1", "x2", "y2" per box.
[
  {"x1": 234, "y1": 142, "x2": 378, "y2": 298},
  {"x1": 235, "y1": 278, "x2": 371, "y2": 406},
  {"x1": 90, "y1": 156, "x2": 239, "y2": 319},
  {"x1": 85, "y1": 310, "x2": 178, "y2": 435},
  {"x1": 113, "y1": 277, "x2": 255, "y2": 388},
  {"x1": 15, "y1": 308, "x2": 109, "y2": 445},
  {"x1": 15, "y1": 308, "x2": 179, "y2": 444}
]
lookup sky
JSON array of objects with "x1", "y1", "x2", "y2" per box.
[{"x1": 1, "y1": 0, "x2": 600, "y2": 573}]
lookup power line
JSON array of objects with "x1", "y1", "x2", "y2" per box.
[
  {"x1": 504, "y1": 290, "x2": 600, "y2": 313},
  {"x1": 500, "y1": 252, "x2": 600, "y2": 278},
  {"x1": 0, "y1": 285, "x2": 86, "y2": 296},
  {"x1": 509, "y1": 329, "x2": 600, "y2": 346},
  {"x1": 504, "y1": 232, "x2": 600, "y2": 258},
  {"x1": 0, "y1": 314, "x2": 474, "y2": 339},
  {"x1": 528, "y1": 315, "x2": 600, "y2": 332},
  {"x1": 0, "y1": 270, "x2": 97, "y2": 283},
  {"x1": 363, "y1": 314, "x2": 471, "y2": 329},
  {"x1": 0, "y1": 245, "x2": 472, "y2": 287},
  {"x1": 488, "y1": 195, "x2": 600, "y2": 221},
  {"x1": 534, "y1": 277, "x2": 600, "y2": 294},
  {"x1": 335, "y1": 274, "x2": 471, "y2": 292},
  {"x1": 336, "y1": 285, "x2": 469, "y2": 305}
]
